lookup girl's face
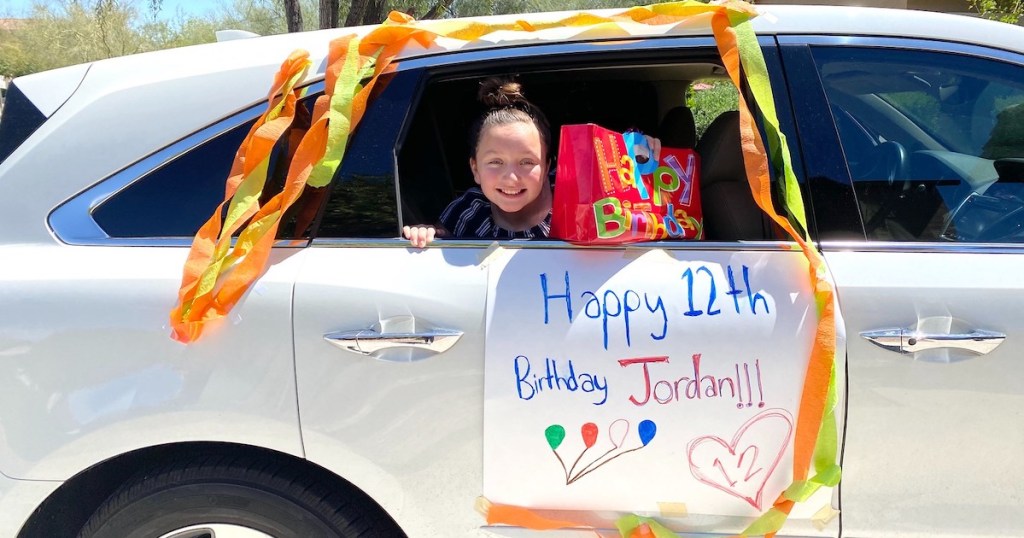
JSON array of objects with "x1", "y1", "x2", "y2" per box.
[{"x1": 470, "y1": 121, "x2": 550, "y2": 226}]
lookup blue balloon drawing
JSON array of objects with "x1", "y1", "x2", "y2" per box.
[{"x1": 638, "y1": 419, "x2": 657, "y2": 446}]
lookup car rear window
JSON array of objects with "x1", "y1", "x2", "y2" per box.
[{"x1": 0, "y1": 82, "x2": 47, "y2": 166}]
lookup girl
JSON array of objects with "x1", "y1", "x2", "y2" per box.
[{"x1": 403, "y1": 77, "x2": 553, "y2": 248}]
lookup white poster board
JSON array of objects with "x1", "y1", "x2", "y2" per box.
[{"x1": 483, "y1": 248, "x2": 830, "y2": 516}]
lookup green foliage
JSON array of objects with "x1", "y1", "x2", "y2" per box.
[
  {"x1": 688, "y1": 80, "x2": 738, "y2": 139},
  {"x1": 968, "y1": 0, "x2": 1024, "y2": 23},
  {"x1": 0, "y1": 0, "x2": 703, "y2": 78}
]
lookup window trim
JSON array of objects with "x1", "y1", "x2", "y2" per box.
[{"x1": 310, "y1": 237, "x2": 800, "y2": 252}]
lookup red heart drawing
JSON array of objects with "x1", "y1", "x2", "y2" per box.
[{"x1": 686, "y1": 409, "x2": 794, "y2": 510}]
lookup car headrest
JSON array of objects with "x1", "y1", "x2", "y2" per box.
[
  {"x1": 695, "y1": 110, "x2": 769, "y2": 240},
  {"x1": 658, "y1": 106, "x2": 697, "y2": 149},
  {"x1": 695, "y1": 110, "x2": 743, "y2": 189}
]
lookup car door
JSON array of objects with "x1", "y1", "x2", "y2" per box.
[
  {"x1": 783, "y1": 37, "x2": 1024, "y2": 537},
  {"x1": 292, "y1": 40, "x2": 844, "y2": 537}
]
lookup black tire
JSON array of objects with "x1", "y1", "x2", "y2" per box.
[{"x1": 78, "y1": 455, "x2": 401, "y2": 538}]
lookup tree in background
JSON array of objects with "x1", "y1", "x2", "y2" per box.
[
  {"x1": 1, "y1": 0, "x2": 145, "y2": 76},
  {"x1": 320, "y1": 0, "x2": 340, "y2": 28},
  {"x1": 0, "y1": 0, "x2": 678, "y2": 78},
  {"x1": 969, "y1": 0, "x2": 1024, "y2": 23},
  {"x1": 284, "y1": 0, "x2": 303, "y2": 31}
]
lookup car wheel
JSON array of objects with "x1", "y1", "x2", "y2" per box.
[{"x1": 78, "y1": 456, "x2": 398, "y2": 538}]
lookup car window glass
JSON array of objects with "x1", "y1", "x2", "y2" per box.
[
  {"x1": 811, "y1": 46, "x2": 1024, "y2": 242},
  {"x1": 0, "y1": 83, "x2": 48, "y2": 166},
  {"x1": 314, "y1": 72, "x2": 413, "y2": 239},
  {"x1": 93, "y1": 93, "x2": 326, "y2": 239},
  {"x1": 92, "y1": 120, "x2": 250, "y2": 238},
  {"x1": 395, "y1": 55, "x2": 788, "y2": 243}
]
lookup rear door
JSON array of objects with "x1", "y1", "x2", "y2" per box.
[
  {"x1": 783, "y1": 37, "x2": 1024, "y2": 537},
  {"x1": 293, "y1": 39, "x2": 843, "y2": 536}
]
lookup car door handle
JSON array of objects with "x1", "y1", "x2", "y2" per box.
[
  {"x1": 323, "y1": 328, "x2": 463, "y2": 356},
  {"x1": 861, "y1": 328, "x2": 1005, "y2": 355}
]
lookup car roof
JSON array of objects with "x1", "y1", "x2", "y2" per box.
[
  {"x1": 14, "y1": 4, "x2": 1024, "y2": 91},
  {"x1": 395, "y1": 5, "x2": 1024, "y2": 58}
]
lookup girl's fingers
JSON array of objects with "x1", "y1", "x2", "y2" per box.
[{"x1": 404, "y1": 225, "x2": 437, "y2": 248}]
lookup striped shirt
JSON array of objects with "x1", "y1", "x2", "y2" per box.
[{"x1": 439, "y1": 187, "x2": 551, "y2": 239}]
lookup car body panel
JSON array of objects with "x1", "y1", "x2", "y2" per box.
[
  {"x1": 11, "y1": 62, "x2": 90, "y2": 118},
  {"x1": 293, "y1": 244, "x2": 489, "y2": 535},
  {"x1": 293, "y1": 241, "x2": 842, "y2": 537},
  {"x1": 824, "y1": 248, "x2": 1024, "y2": 538},
  {"x1": 782, "y1": 32, "x2": 1024, "y2": 538},
  {"x1": 0, "y1": 472, "x2": 61, "y2": 538},
  {"x1": 0, "y1": 246, "x2": 304, "y2": 480}
]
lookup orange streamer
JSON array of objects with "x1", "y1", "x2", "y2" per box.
[
  {"x1": 170, "y1": 50, "x2": 310, "y2": 342},
  {"x1": 710, "y1": 11, "x2": 836, "y2": 537},
  {"x1": 485, "y1": 503, "x2": 591, "y2": 531}
]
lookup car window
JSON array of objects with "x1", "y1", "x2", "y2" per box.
[
  {"x1": 811, "y1": 46, "x2": 1024, "y2": 242},
  {"x1": 0, "y1": 82, "x2": 47, "y2": 167},
  {"x1": 390, "y1": 52, "x2": 792, "y2": 243},
  {"x1": 314, "y1": 71, "x2": 414, "y2": 239},
  {"x1": 92, "y1": 120, "x2": 251, "y2": 238},
  {"x1": 92, "y1": 93, "x2": 332, "y2": 240}
]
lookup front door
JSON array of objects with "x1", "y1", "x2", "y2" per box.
[
  {"x1": 792, "y1": 37, "x2": 1024, "y2": 536},
  {"x1": 292, "y1": 39, "x2": 843, "y2": 537}
]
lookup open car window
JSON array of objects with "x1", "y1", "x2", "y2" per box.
[{"x1": 388, "y1": 52, "x2": 787, "y2": 243}]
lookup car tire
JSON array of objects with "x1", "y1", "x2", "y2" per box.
[{"x1": 77, "y1": 455, "x2": 398, "y2": 538}]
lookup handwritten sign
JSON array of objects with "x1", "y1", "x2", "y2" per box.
[{"x1": 482, "y1": 249, "x2": 835, "y2": 516}]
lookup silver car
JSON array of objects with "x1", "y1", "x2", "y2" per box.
[{"x1": 0, "y1": 4, "x2": 1022, "y2": 538}]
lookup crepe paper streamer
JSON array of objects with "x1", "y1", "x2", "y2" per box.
[
  {"x1": 615, "y1": 515, "x2": 677, "y2": 538},
  {"x1": 479, "y1": 498, "x2": 592, "y2": 531},
  {"x1": 169, "y1": 51, "x2": 311, "y2": 343},
  {"x1": 170, "y1": 16, "x2": 436, "y2": 342},
  {"x1": 712, "y1": 7, "x2": 841, "y2": 535}
]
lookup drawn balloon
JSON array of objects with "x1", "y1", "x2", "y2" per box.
[
  {"x1": 638, "y1": 420, "x2": 657, "y2": 446},
  {"x1": 545, "y1": 424, "x2": 566, "y2": 450},
  {"x1": 608, "y1": 418, "x2": 629, "y2": 448},
  {"x1": 581, "y1": 422, "x2": 599, "y2": 448}
]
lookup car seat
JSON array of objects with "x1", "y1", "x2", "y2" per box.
[
  {"x1": 658, "y1": 106, "x2": 697, "y2": 149},
  {"x1": 695, "y1": 110, "x2": 771, "y2": 240}
]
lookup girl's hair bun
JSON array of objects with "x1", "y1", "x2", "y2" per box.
[
  {"x1": 478, "y1": 77, "x2": 528, "y2": 109},
  {"x1": 468, "y1": 75, "x2": 551, "y2": 157}
]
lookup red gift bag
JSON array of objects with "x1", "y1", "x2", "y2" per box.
[{"x1": 551, "y1": 124, "x2": 702, "y2": 244}]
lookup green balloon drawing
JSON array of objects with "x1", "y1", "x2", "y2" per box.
[{"x1": 545, "y1": 424, "x2": 566, "y2": 450}]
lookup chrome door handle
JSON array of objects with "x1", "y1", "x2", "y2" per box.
[
  {"x1": 861, "y1": 328, "x2": 1005, "y2": 355},
  {"x1": 324, "y1": 328, "x2": 463, "y2": 356}
]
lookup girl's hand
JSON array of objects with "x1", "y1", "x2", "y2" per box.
[
  {"x1": 403, "y1": 225, "x2": 437, "y2": 248},
  {"x1": 644, "y1": 134, "x2": 662, "y2": 163}
]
